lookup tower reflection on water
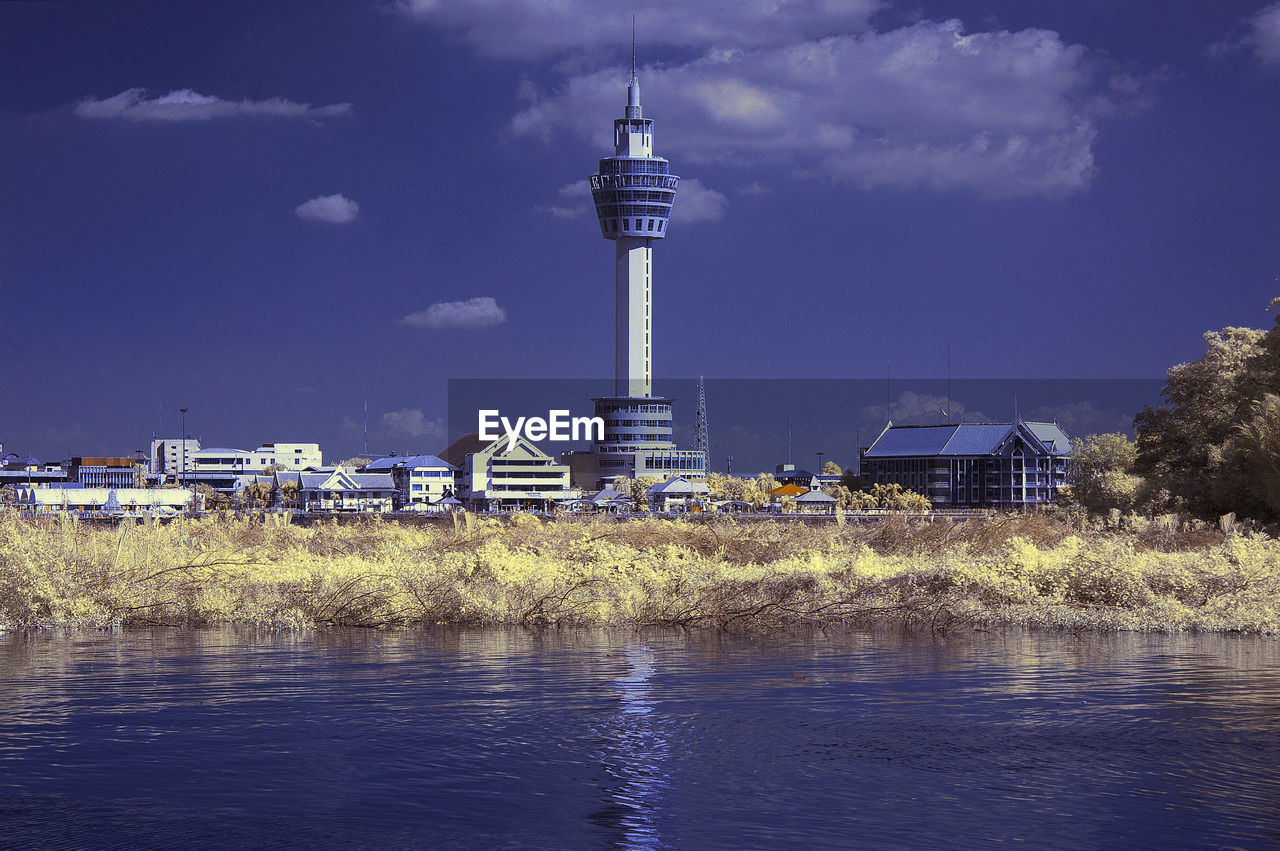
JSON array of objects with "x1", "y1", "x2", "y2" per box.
[{"x1": 592, "y1": 645, "x2": 670, "y2": 849}]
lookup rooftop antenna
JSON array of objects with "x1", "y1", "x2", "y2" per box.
[
  {"x1": 946, "y1": 341, "x2": 951, "y2": 423},
  {"x1": 362, "y1": 396, "x2": 369, "y2": 456},
  {"x1": 885, "y1": 361, "x2": 891, "y2": 425}
]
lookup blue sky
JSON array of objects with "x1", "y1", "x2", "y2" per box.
[{"x1": 2, "y1": 0, "x2": 1278, "y2": 464}]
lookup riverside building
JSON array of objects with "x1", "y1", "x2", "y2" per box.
[
  {"x1": 568, "y1": 55, "x2": 707, "y2": 490},
  {"x1": 860, "y1": 419, "x2": 1070, "y2": 508}
]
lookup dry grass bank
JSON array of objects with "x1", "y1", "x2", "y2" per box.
[{"x1": 1, "y1": 511, "x2": 1276, "y2": 633}]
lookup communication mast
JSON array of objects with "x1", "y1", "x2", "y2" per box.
[{"x1": 695, "y1": 376, "x2": 709, "y2": 462}]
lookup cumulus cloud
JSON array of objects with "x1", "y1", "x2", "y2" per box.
[
  {"x1": 381, "y1": 408, "x2": 446, "y2": 440},
  {"x1": 508, "y1": 17, "x2": 1151, "y2": 199},
  {"x1": 74, "y1": 88, "x2": 353, "y2": 122},
  {"x1": 860, "y1": 391, "x2": 989, "y2": 427},
  {"x1": 1251, "y1": 3, "x2": 1280, "y2": 64},
  {"x1": 1213, "y1": 2, "x2": 1280, "y2": 66},
  {"x1": 671, "y1": 178, "x2": 728, "y2": 223},
  {"x1": 1029, "y1": 401, "x2": 1135, "y2": 438},
  {"x1": 400, "y1": 296, "x2": 507, "y2": 330},
  {"x1": 294, "y1": 193, "x2": 360, "y2": 224},
  {"x1": 535, "y1": 181, "x2": 591, "y2": 219},
  {"x1": 395, "y1": 0, "x2": 882, "y2": 57}
]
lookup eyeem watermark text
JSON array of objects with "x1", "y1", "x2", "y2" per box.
[{"x1": 478, "y1": 410, "x2": 603, "y2": 452}]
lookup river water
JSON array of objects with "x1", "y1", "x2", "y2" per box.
[{"x1": 2, "y1": 627, "x2": 1278, "y2": 848}]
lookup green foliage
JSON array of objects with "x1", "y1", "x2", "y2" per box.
[
  {"x1": 339, "y1": 457, "x2": 373, "y2": 470},
  {"x1": 822, "y1": 460, "x2": 843, "y2": 475}
]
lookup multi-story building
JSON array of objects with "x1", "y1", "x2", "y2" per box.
[
  {"x1": 859, "y1": 419, "x2": 1070, "y2": 508},
  {"x1": 149, "y1": 438, "x2": 200, "y2": 478},
  {"x1": 184, "y1": 443, "x2": 323, "y2": 492},
  {"x1": 363, "y1": 454, "x2": 457, "y2": 508},
  {"x1": 445, "y1": 432, "x2": 580, "y2": 512},
  {"x1": 568, "y1": 56, "x2": 706, "y2": 490},
  {"x1": 68, "y1": 457, "x2": 142, "y2": 488}
]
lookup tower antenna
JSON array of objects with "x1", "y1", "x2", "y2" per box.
[{"x1": 632, "y1": 14, "x2": 637, "y2": 81}]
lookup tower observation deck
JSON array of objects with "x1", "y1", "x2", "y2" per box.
[{"x1": 565, "y1": 56, "x2": 706, "y2": 491}]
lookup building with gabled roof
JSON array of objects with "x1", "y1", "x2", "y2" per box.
[
  {"x1": 364, "y1": 454, "x2": 457, "y2": 509},
  {"x1": 452, "y1": 432, "x2": 580, "y2": 512},
  {"x1": 860, "y1": 419, "x2": 1070, "y2": 508},
  {"x1": 646, "y1": 476, "x2": 710, "y2": 513},
  {"x1": 296, "y1": 470, "x2": 395, "y2": 513}
]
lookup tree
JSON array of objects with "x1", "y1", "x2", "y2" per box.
[
  {"x1": 1136, "y1": 326, "x2": 1269, "y2": 519},
  {"x1": 195, "y1": 482, "x2": 228, "y2": 511},
  {"x1": 239, "y1": 480, "x2": 275, "y2": 509},
  {"x1": 0, "y1": 485, "x2": 15, "y2": 507},
  {"x1": 868, "y1": 483, "x2": 931, "y2": 512},
  {"x1": 1063, "y1": 433, "x2": 1144, "y2": 515},
  {"x1": 339, "y1": 457, "x2": 373, "y2": 470},
  {"x1": 821, "y1": 460, "x2": 842, "y2": 475},
  {"x1": 279, "y1": 479, "x2": 300, "y2": 509},
  {"x1": 1235, "y1": 393, "x2": 1280, "y2": 518},
  {"x1": 629, "y1": 477, "x2": 659, "y2": 511},
  {"x1": 263, "y1": 463, "x2": 288, "y2": 474}
]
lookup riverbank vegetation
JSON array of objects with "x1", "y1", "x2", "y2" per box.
[
  {"x1": 1061, "y1": 298, "x2": 1280, "y2": 525},
  {"x1": 2, "y1": 510, "x2": 1276, "y2": 634}
]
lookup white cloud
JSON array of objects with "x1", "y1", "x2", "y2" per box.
[
  {"x1": 535, "y1": 181, "x2": 592, "y2": 219},
  {"x1": 738, "y1": 181, "x2": 773, "y2": 196},
  {"x1": 503, "y1": 17, "x2": 1151, "y2": 199},
  {"x1": 400, "y1": 296, "x2": 507, "y2": 330},
  {"x1": 75, "y1": 88, "x2": 353, "y2": 122},
  {"x1": 1211, "y1": 3, "x2": 1280, "y2": 66},
  {"x1": 381, "y1": 409, "x2": 446, "y2": 440},
  {"x1": 395, "y1": 0, "x2": 882, "y2": 57},
  {"x1": 672, "y1": 178, "x2": 727, "y2": 223},
  {"x1": 1246, "y1": 2, "x2": 1280, "y2": 65},
  {"x1": 861, "y1": 391, "x2": 989, "y2": 426},
  {"x1": 294, "y1": 193, "x2": 360, "y2": 224}
]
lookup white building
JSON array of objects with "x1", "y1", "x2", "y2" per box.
[
  {"x1": 363, "y1": 454, "x2": 457, "y2": 508},
  {"x1": 450, "y1": 433, "x2": 580, "y2": 512},
  {"x1": 150, "y1": 438, "x2": 200, "y2": 477},
  {"x1": 646, "y1": 476, "x2": 710, "y2": 513},
  {"x1": 191, "y1": 443, "x2": 322, "y2": 474},
  {"x1": 14, "y1": 484, "x2": 195, "y2": 515},
  {"x1": 296, "y1": 470, "x2": 395, "y2": 513}
]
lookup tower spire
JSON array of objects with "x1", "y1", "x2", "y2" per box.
[{"x1": 627, "y1": 15, "x2": 641, "y2": 118}]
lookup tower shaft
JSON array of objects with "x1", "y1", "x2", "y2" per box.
[{"x1": 615, "y1": 237, "x2": 652, "y2": 397}]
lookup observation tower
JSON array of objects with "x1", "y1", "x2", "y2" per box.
[
  {"x1": 568, "y1": 52, "x2": 706, "y2": 489},
  {"x1": 589, "y1": 56, "x2": 678, "y2": 397}
]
